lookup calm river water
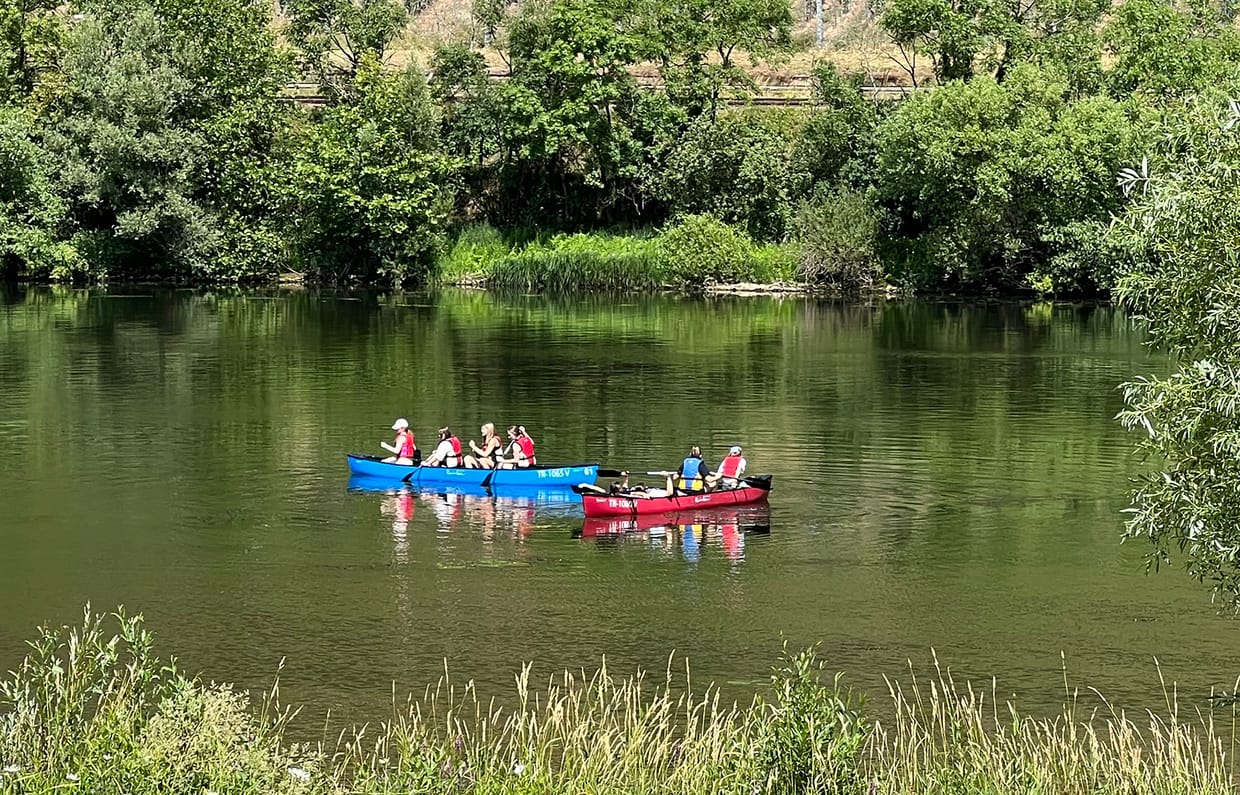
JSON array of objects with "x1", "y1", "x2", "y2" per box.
[{"x1": 2, "y1": 287, "x2": 1239, "y2": 728}]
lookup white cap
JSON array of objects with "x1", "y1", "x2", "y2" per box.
[
  {"x1": 729, "y1": 445, "x2": 742, "y2": 455},
  {"x1": 392, "y1": 418, "x2": 409, "y2": 430}
]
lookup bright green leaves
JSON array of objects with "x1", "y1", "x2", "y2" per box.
[
  {"x1": 283, "y1": 0, "x2": 408, "y2": 100},
  {"x1": 874, "y1": 70, "x2": 1136, "y2": 290},
  {"x1": 1111, "y1": 96, "x2": 1240, "y2": 606},
  {"x1": 289, "y1": 60, "x2": 456, "y2": 283},
  {"x1": 1104, "y1": 0, "x2": 1240, "y2": 99},
  {"x1": 0, "y1": 0, "x2": 63, "y2": 104}
]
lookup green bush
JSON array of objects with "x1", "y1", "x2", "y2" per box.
[
  {"x1": 793, "y1": 190, "x2": 882, "y2": 292},
  {"x1": 751, "y1": 243, "x2": 801, "y2": 283},
  {"x1": 437, "y1": 221, "x2": 512, "y2": 283},
  {"x1": 757, "y1": 644, "x2": 869, "y2": 794},
  {"x1": 656, "y1": 214, "x2": 759, "y2": 288}
]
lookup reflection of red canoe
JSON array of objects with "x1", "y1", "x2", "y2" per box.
[
  {"x1": 581, "y1": 506, "x2": 769, "y2": 537},
  {"x1": 579, "y1": 478, "x2": 772, "y2": 518}
]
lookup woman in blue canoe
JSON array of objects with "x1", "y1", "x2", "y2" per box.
[
  {"x1": 380, "y1": 418, "x2": 417, "y2": 465},
  {"x1": 464, "y1": 422, "x2": 504, "y2": 469}
]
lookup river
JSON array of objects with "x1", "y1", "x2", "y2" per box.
[{"x1": 2, "y1": 287, "x2": 1238, "y2": 730}]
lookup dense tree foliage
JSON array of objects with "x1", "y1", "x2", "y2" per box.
[
  {"x1": 874, "y1": 68, "x2": 1137, "y2": 290},
  {"x1": 0, "y1": 0, "x2": 1235, "y2": 291},
  {"x1": 1110, "y1": 93, "x2": 1240, "y2": 606}
]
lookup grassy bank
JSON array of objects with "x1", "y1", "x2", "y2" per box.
[
  {"x1": 1, "y1": 610, "x2": 1234, "y2": 794},
  {"x1": 437, "y1": 219, "x2": 804, "y2": 293}
]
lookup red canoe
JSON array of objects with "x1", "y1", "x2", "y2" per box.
[{"x1": 578, "y1": 477, "x2": 772, "y2": 518}]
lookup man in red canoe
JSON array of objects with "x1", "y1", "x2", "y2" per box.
[
  {"x1": 708, "y1": 445, "x2": 748, "y2": 490},
  {"x1": 671, "y1": 445, "x2": 712, "y2": 495}
]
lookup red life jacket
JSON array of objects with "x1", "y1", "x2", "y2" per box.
[
  {"x1": 400, "y1": 432, "x2": 416, "y2": 458},
  {"x1": 518, "y1": 435, "x2": 535, "y2": 463},
  {"x1": 449, "y1": 436, "x2": 462, "y2": 456},
  {"x1": 718, "y1": 454, "x2": 744, "y2": 479}
]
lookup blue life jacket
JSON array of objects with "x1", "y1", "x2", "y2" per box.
[{"x1": 678, "y1": 456, "x2": 705, "y2": 492}]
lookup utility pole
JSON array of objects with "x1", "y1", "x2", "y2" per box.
[{"x1": 816, "y1": 0, "x2": 824, "y2": 46}]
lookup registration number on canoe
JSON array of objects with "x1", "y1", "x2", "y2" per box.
[{"x1": 539, "y1": 467, "x2": 571, "y2": 479}]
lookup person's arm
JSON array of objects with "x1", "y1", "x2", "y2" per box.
[
  {"x1": 381, "y1": 436, "x2": 399, "y2": 454},
  {"x1": 469, "y1": 439, "x2": 482, "y2": 454}
]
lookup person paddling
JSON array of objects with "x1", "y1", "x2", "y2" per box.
[
  {"x1": 380, "y1": 418, "x2": 417, "y2": 465},
  {"x1": 497, "y1": 424, "x2": 536, "y2": 469},
  {"x1": 517, "y1": 425, "x2": 536, "y2": 466},
  {"x1": 424, "y1": 426, "x2": 463, "y2": 467},
  {"x1": 708, "y1": 445, "x2": 748, "y2": 489},
  {"x1": 670, "y1": 445, "x2": 711, "y2": 495},
  {"x1": 464, "y1": 422, "x2": 503, "y2": 469}
]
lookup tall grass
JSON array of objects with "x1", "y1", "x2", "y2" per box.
[
  {"x1": 485, "y1": 234, "x2": 667, "y2": 292},
  {"x1": 1, "y1": 611, "x2": 1234, "y2": 794},
  {"x1": 435, "y1": 222, "x2": 802, "y2": 292}
]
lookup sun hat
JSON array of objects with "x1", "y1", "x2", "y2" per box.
[
  {"x1": 392, "y1": 418, "x2": 409, "y2": 430},
  {"x1": 729, "y1": 445, "x2": 742, "y2": 455}
]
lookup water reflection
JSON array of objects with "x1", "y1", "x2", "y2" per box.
[
  {"x1": 347, "y1": 476, "x2": 582, "y2": 541},
  {"x1": 577, "y1": 505, "x2": 771, "y2": 564}
]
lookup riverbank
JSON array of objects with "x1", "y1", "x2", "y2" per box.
[
  {"x1": 434, "y1": 218, "x2": 890, "y2": 296},
  {"x1": 1, "y1": 612, "x2": 1230, "y2": 795}
]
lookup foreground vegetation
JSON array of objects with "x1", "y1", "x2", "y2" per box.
[
  {"x1": 1, "y1": 0, "x2": 1239, "y2": 292},
  {"x1": 1, "y1": 610, "x2": 1234, "y2": 794}
]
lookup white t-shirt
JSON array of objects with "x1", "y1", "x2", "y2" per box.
[{"x1": 432, "y1": 439, "x2": 457, "y2": 464}]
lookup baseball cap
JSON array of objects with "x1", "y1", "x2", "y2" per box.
[
  {"x1": 729, "y1": 445, "x2": 742, "y2": 455},
  {"x1": 392, "y1": 418, "x2": 409, "y2": 430}
]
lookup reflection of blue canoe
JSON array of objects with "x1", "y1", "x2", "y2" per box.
[
  {"x1": 346, "y1": 476, "x2": 582, "y2": 505},
  {"x1": 347, "y1": 455, "x2": 598, "y2": 488}
]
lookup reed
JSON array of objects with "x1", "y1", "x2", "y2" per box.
[
  {"x1": 0, "y1": 612, "x2": 1233, "y2": 795},
  {"x1": 484, "y1": 234, "x2": 667, "y2": 292}
]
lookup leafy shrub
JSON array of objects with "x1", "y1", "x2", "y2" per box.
[
  {"x1": 756, "y1": 644, "x2": 869, "y2": 794},
  {"x1": 656, "y1": 214, "x2": 759, "y2": 287},
  {"x1": 437, "y1": 222, "x2": 512, "y2": 283},
  {"x1": 656, "y1": 110, "x2": 811, "y2": 241},
  {"x1": 793, "y1": 190, "x2": 881, "y2": 292},
  {"x1": 0, "y1": 608, "x2": 319, "y2": 794},
  {"x1": 751, "y1": 243, "x2": 801, "y2": 283}
]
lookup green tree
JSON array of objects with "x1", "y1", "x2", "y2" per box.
[
  {"x1": 0, "y1": 106, "x2": 74, "y2": 279},
  {"x1": 656, "y1": 108, "x2": 810, "y2": 240},
  {"x1": 39, "y1": 0, "x2": 293, "y2": 280},
  {"x1": 880, "y1": 0, "x2": 1002, "y2": 82},
  {"x1": 1104, "y1": 0, "x2": 1240, "y2": 99},
  {"x1": 491, "y1": 0, "x2": 650, "y2": 225},
  {"x1": 0, "y1": 0, "x2": 62, "y2": 103},
  {"x1": 41, "y1": 5, "x2": 218, "y2": 277},
  {"x1": 283, "y1": 0, "x2": 408, "y2": 100},
  {"x1": 288, "y1": 60, "x2": 456, "y2": 283},
  {"x1": 1111, "y1": 94, "x2": 1240, "y2": 606},
  {"x1": 635, "y1": 0, "x2": 792, "y2": 119},
  {"x1": 873, "y1": 66, "x2": 1135, "y2": 290},
  {"x1": 880, "y1": 0, "x2": 1107, "y2": 87},
  {"x1": 794, "y1": 62, "x2": 879, "y2": 190}
]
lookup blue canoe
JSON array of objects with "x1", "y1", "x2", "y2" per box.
[{"x1": 347, "y1": 454, "x2": 598, "y2": 488}]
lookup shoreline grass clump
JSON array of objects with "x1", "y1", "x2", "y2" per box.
[
  {"x1": 1, "y1": 610, "x2": 1234, "y2": 794},
  {"x1": 436, "y1": 220, "x2": 801, "y2": 293}
]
